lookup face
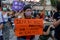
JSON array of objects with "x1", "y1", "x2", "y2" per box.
[
  {"x1": 24, "y1": 9, "x2": 32, "y2": 18},
  {"x1": 3, "y1": 4, "x2": 7, "y2": 11},
  {"x1": 36, "y1": 15, "x2": 40, "y2": 19}
]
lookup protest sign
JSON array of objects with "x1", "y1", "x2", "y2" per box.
[{"x1": 14, "y1": 19, "x2": 43, "y2": 37}]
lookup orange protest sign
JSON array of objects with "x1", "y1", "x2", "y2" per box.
[{"x1": 14, "y1": 19, "x2": 43, "y2": 37}]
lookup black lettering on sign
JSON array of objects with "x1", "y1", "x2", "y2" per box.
[
  {"x1": 33, "y1": 20, "x2": 40, "y2": 24},
  {"x1": 16, "y1": 19, "x2": 22, "y2": 24},
  {"x1": 29, "y1": 25, "x2": 40, "y2": 27},
  {"x1": 24, "y1": 31, "x2": 31, "y2": 34},
  {"x1": 20, "y1": 28, "x2": 25, "y2": 31},
  {"x1": 19, "y1": 32, "x2": 23, "y2": 34}
]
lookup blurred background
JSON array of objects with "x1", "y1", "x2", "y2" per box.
[{"x1": 0, "y1": 0, "x2": 60, "y2": 40}]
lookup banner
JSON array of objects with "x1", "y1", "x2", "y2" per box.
[{"x1": 14, "y1": 19, "x2": 43, "y2": 37}]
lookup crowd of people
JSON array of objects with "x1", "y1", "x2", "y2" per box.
[{"x1": 0, "y1": 2, "x2": 60, "y2": 40}]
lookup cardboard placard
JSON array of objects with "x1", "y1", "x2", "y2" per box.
[{"x1": 14, "y1": 19, "x2": 43, "y2": 37}]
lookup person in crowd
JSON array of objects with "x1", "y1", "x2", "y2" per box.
[
  {"x1": 36, "y1": 12, "x2": 44, "y2": 19},
  {"x1": 34, "y1": 12, "x2": 55, "y2": 40},
  {"x1": 2, "y1": 4, "x2": 7, "y2": 11},
  {"x1": 17, "y1": 11, "x2": 24, "y2": 19},
  {"x1": 7, "y1": 12, "x2": 13, "y2": 29},
  {"x1": 2, "y1": 10, "x2": 10, "y2": 40},
  {"x1": 34, "y1": 9, "x2": 45, "y2": 19},
  {"x1": 34, "y1": 13, "x2": 43, "y2": 40},
  {"x1": 8, "y1": 11, "x2": 16, "y2": 29},
  {"x1": 39, "y1": 25, "x2": 55, "y2": 40},
  {"x1": 35, "y1": 13, "x2": 40, "y2": 19},
  {"x1": 40, "y1": 10, "x2": 45, "y2": 19},
  {"x1": 50, "y1": 10, "x2": 56, "y2": 17},
  {"x1": 53, "y1": 2, "x2": 60, "y2": 40},
  {"x1": 16, "y1": 4, "x2": 35, "y2": 40},
  {"x1": 10, "y1": 11, "x2": 16, "y2": 18},
  {"x1": 0, "y1": 7, "x2": 3, "y2": 40}
]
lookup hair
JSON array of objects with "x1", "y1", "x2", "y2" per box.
[
  {"x1": 12, "y1": 11, "x2": 16, "y2": 14},
  {"x1": 23, "y1": 4, "x2": 32, "y2": 11}
]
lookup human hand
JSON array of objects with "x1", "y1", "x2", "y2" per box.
[{"x1": 49, "y1": 25, "x2": 55, "y2": 29}]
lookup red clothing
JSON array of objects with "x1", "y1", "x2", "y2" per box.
[
  {"x1": 40, "y1": 11, "x2": 44, "y2": 19},
  {"x1": 26, "y1": 36, "x2": 31, "y2": 40}
]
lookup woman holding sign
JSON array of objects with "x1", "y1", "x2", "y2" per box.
[{"x1": 16, "y1": 4, "x2": 34, "y2": 40}]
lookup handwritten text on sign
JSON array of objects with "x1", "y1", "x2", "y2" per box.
[{"x1": 14, "y1": 19, "x2": 43, "y2": 37}]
